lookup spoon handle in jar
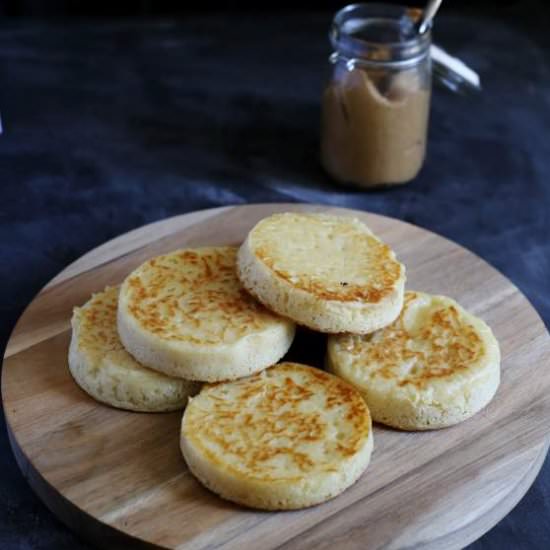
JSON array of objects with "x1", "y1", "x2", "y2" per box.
[{"x1": 418, "y1": 0, "x2": 443, "y2": 34}]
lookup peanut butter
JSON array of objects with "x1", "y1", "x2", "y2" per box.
[{"x1": 321, "y1": 68, "x2": 430, "y2": 187}]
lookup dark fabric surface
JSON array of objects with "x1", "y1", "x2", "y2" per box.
[
  {"x1": 1, "y1": 9, "x2": 549, "y2": 550},
  {"x1": 0, "y1": 0, "x2": 505, "y2": 17}
]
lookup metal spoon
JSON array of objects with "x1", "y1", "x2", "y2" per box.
[{"x1": 417, "y1": 0, "x2": 443, "y2": 34}]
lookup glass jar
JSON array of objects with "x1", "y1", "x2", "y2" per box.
[{"x1": 321, "y1": 3, "x2": 432, "y2": 188}]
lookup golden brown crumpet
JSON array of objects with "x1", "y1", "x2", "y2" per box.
[
  {"x1": 117, "y1": 247, "x2": 295, "y2": 382},
  {"x1": 180, "y1": 362, "x2": 373, "y2": 510},
  {"x1": 327, "y1": 291, "x2": 501, "y2": 430},
  {"x1": 237, "y1": 212, "x2": 405, "y2": 333},
  {"x1": 69, "y1": 287, "x2": 200, "y2": 412}
]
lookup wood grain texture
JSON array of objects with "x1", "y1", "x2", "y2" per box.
[{"x1": 2, "y1": 203, "x2": 550, "y2": 550}]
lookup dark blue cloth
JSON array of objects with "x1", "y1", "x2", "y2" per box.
[{"x1": 1, "y1": 12, "x2": 549, "y2": 550}]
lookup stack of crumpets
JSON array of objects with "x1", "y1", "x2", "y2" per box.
[
  {"x1": 69, "y1": 246, "x2": 295, "y2": 413},
  {"x1": 69, "y1": 211, "x2": 500, "y2": 511},
  {"x1": 237, "y1": 212, "x2": 500, "y2": 432}
]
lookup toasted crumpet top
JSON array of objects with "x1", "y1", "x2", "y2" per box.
[
  {"x1": 75, "y1": 286, "x2": 177, "y2": 379},
  {"x1": 247, "y1": 213, "x2": 404, "y2": 303},
  {"x1": 76, "y1": 286, "x2": 122, "y2": 360},
  {"x1": 331, "y1": 291, "x2": 493, "y2": 390},
  {"x1": 182, "y1": 362, "x2": 371, "y2": 481},
  {"x1": 121, "y1": 247, "x2": 289, "y2": 346}
]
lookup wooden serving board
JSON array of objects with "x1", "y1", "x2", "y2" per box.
[{"x1": 3, "y1": 203, "x2": 550, "y2": 550}]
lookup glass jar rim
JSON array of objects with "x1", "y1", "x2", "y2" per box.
[{"x1": 330, "y1": 3, "x2": 431, "y2": 66}]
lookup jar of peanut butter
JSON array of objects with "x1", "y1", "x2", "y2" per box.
[{"x1": 321, "y1": 3, "x2": 432, "y2": 187}]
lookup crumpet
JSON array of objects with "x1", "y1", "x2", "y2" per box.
[
  {"x1": 237, "y1": 212, "x2": 405, "y2": 333},
  {"x1": 180, "y1": 362, "x2": 373, "y2": 510},
  {"x1": 118, "y1": 247, "x2": 295, "y2": 382},
  {"x1": 327, "y1": 291, "x2": 501, "y2": 430},
  {"x1": 69, "y1": 287, "x2": 199, "y2": 412}
]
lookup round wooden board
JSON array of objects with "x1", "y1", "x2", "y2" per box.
[{"x1": 3, "y1": 203, "x2": 550, "y2": 550}]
